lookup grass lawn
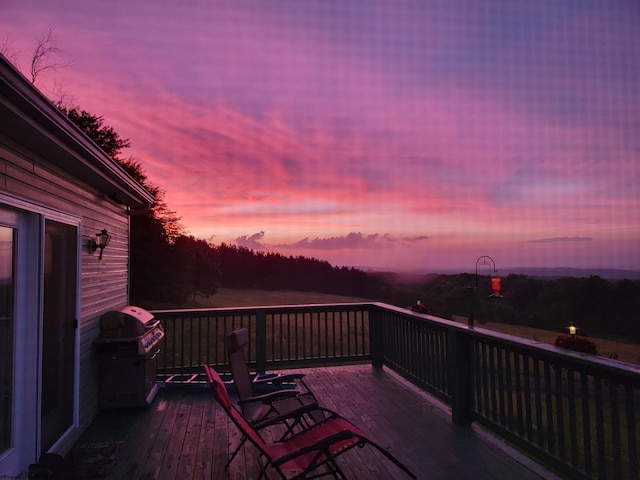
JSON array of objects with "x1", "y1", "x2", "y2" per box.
[{"x1": 192, "y1": 288, "x2": 372, "y2": 308}]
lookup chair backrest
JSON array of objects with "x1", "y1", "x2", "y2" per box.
[
  {"x1": 203, "y1": 365, "x2": 268, "y2": 449},
  {"x1": 226, "y1": 328, "x2": 255, "y2": 402}
]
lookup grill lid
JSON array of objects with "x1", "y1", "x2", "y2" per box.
[{"x1": 100, "y1": 305, "x2": 155, "y2": 338}]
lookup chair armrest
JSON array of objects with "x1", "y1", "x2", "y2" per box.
[
  {"x1": 251, "y1": 401, "x2": 320, "y2": 430},
  {"x1": 253, "y1": 373, "x2": 305, "y2": 385},
  {"x1": 237, "y1": 389, "x2": 301, "y2": 406}
]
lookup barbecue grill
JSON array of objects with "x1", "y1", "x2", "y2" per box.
[{"x1": 94, "y1": 305, "x2": 164, "y2": 409}]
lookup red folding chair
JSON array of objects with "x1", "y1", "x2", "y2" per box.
[
  {"x1": 204, "y1": 365, "x2": 416, "y2": 479},
  {"x1": 226, "y1": 327, "x2": 323, "y2": 419}
]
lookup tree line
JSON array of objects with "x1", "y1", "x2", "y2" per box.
[{"x1": 389, "y1": 272, "x2": 640, "y2": 343}]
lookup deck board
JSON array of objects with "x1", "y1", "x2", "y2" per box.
[{"x1": 73, "y1": 365, "x2": 558, "y2": 480}]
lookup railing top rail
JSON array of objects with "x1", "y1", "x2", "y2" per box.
[
  {"x1": 369, "y1": 302, "x2": 461, "y2": 326},
  {"x1": 470, "y1": 324, "x2": 640, "y2": 375},
  {"x1": 151, "y1": 302, "x2": 375, "y2": 316},
  {"x1": 368, "y1": 302, "x2": 640, "y2": 378},
  {"x1": 152, "y1": 301, "x2": 640, "y2": 379}
]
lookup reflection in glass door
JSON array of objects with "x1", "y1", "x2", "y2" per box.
[
  {"x1": 40, "y1": 220, "x2": 77, "y2": 453},
  {"x1": 0, "y1": 226, "x2": 15, "y2": 456}
]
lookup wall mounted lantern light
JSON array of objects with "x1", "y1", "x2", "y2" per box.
[
  {"x1": 568, "y1": 322, "x2": 577, "y2": 337},
  {"x1": 88, "y1": 229, "x2": 111, "y2": 260}
]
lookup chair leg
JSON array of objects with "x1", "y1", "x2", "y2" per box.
[
  {"x1": 257, "y1": 456, "x2": 288, "y2": 480},
  {"x1": 276, "y1": 417, "x2": 309, "y2": 442},
  {"x1": 310, "y1": 458, "x2": 346, "y2": 480},
  {"x1": 290, "y1": 450, "x2": 347, "y2": 480},
  {"x1": 225, "y1": 436, "x2": 247, "y2": 470}
]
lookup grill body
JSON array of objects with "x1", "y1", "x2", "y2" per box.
[{"x1": 94, "y1": 306, "x2": 164, "y2": 409}]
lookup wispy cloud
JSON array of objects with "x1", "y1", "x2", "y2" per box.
[
  {"x1": 235, "y1": 231, "x2": 266, "y2": 250},
  {"x1": 231, "y1": 232, "x2": 431, "y2": 252},
  {"x1": 527, "y1": 237, "x2": 593, "y2": 244},
  {"x1": 268, "y1": 232, "x2": 430, "y2": 251}
]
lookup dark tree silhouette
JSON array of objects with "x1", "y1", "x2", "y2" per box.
[
  {"x1": 62, "y1": 108, "x2": 130, "y2": 159},
  {"x1": 29, "y1": 25, "x2": 74, "y2": 85},
  {"x1": 172, "y1": 236, "x2": 222, "y2": 302},
  {"x1": 409, "y1": 273, "x2": 640, "y2": 342},
  {"x1": 60, "y1": 107, "x2": 206, "y2": 304},
  {"x1": 2, "y1": 25, "x2": 75, "y2": 106}
]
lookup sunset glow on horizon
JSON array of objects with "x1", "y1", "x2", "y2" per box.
[{"x1": 2, "y1": 1, "x2": 639, "y2": 272}]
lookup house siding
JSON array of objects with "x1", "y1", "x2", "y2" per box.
[{"x1": 0, "y1": 131, "x2": 132, "y2": 453}]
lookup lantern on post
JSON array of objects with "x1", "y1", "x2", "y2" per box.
[
  {"x1": 568, "y1": 322, "x2": 577, "y2": 337},
  {"x1": 490, "y1": 275, "x2": 503, "y2": 298},
  {"x1": 469, "y1": 255, "x2": 503, "y2": 328}
]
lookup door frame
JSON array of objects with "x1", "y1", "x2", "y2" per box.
[
  {"x1": 0, "y1": 193, "x2": 81, "y2": 475},
  {"x1": 40, "y1": 217, "x2": 82, "y2": 454}
]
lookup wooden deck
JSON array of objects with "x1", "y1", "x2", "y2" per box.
[{"x1": 70, "y1": 365, "x2": 560, "y2": 480}]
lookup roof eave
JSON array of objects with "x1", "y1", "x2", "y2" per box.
[{"x1": 0, "y1": 56, "x2": 155, "y2": 210}]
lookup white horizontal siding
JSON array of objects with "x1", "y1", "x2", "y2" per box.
[{"x1": 1, "y1": 133, "x2": 134, "y2": 452}]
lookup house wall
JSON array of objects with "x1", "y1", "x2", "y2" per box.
[{"x1": 0, "y1": 131, "x2": 131, "y2": 452}]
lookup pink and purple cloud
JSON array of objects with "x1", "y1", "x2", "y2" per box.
[{"x1": 1, "y1": 0, "x2": 638, "y2": 271}]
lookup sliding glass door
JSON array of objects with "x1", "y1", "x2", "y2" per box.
[
  {"x1": 0, "y1": 224, "x2": 15, "y2": 458},
  {"x1": 40, "y1": 220, "x2": 78, "y2": 453},
  {"x1": 0, "y1": 206, "x2": 79, "y2": 476}
]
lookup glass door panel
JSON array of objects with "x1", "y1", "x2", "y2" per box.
[
  {"x1": 40, "y1": 220, "x2": 77, "y2": 453},
  {"x1": 0, "y1": 206, "x2": 38, "y2": 476},
  {"x1": 0, "y1": 226, "x2": 15, "y2": 456}
]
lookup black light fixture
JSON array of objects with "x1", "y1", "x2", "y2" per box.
[
  {"x1": 568, "y1": 322, "x2": 577, "y2": 337},
  {"x1": 88, "y1": 229, "x2": 111, "y2": 260}
]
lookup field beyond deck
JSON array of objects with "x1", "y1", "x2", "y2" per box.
[{"x1": 72, "y1": 365, "x2": 556, "y2": 480}]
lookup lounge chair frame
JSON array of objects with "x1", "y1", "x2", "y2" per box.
[
  {"x1": 225, "y1": 327, "x2": 327, "y2": 467},
  {"x1": 205, "y1": 365, "x2": 416, "y2": 479}
]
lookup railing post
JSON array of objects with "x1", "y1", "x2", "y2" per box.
[
  {"x1": 369, "y1": 306, "x2": 384, "y2": 368},
  {"x1": 255, "y1": 309, "x2": 267, "y2": 373},
  {"x1": 449, "y1": 327, "x2": 473, "y2": 427}
]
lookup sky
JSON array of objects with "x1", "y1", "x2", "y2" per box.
[{"x1": 1, "y1": 0, "x2": 639, "y2": 272}]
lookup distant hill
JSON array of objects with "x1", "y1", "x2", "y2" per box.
[
  {"x1": 498, "y1": 267, "x2": 640, "y2": 280},
  {"x1": 359, "y1": 266, "x2": 640, "y2": 281}
]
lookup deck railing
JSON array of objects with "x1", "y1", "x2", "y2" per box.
[
  {"x1": 152, "y1": 302, "x2": 640, "y2": 480},
  {"x1": 152, "y1": 303, "x2": 371, "y2": 374}
]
